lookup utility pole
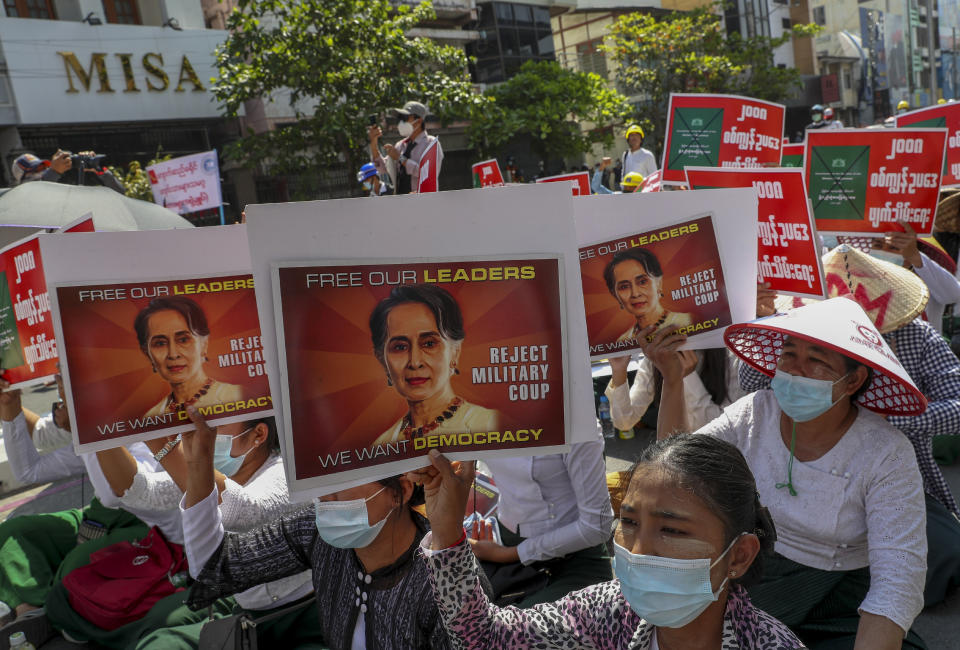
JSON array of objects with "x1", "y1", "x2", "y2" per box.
[{"x1": 928, "y1": 0, "x2": 937, "y2": 102}]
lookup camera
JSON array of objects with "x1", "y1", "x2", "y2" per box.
[{"x1": 64, "y1": 151, "x2": 106, "y2": 171}]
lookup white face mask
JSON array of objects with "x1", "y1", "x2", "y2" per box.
[{"x1": 397, "y1": 119, "x2": 415, "y2": 138}]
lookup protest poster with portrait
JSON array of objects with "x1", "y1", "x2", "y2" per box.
[
  {"x1": 245, "y1": 184, "x2": 594, "y2": 498},
  {"x1": 41, "y1": 225, "x2": 273, "y2": 452},
  {"x1": 536, "y1": 172, "x2": 591, "y2": 196},
  {"x1": 661, "y1": 94, "x2": 786, "y2": 185},
  {"x1": 685, "y1": 167, "x2": 826, "y2": 299},
  {"x1": 274, "y1": 256, "x2": 565, "y2": 483},
  {"x1": 896, "y1": 103, "x2": 960, "y2": 187},
  {"x1": 781, "y1": 143, "x2": 804, "y2": 168},
  {"x1": 804, "y1": 128, "x2": 947, "y2": 235},
  {"x1": 575, "y1": 189, "x2": 758, "y2": 359},
  {"x1": 473, "y1": 160, "x2": 504, "y2": 188},
  {"x1": 146, "y1": 150, "x2": 223, "y2": 215}
]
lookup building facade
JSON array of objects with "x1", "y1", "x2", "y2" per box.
[{"x1": 0, "y1": 1, "x2": 238, "y2": 219}]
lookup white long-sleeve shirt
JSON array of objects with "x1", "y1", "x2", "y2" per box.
[
  {"x1": 913, "y1": 252, "x2": 960, "y2": 333},
  {"x1": 604, "y1": 350, "x2": 744, "y2": 433},
  {"x1": 32, "y1": 412, "x2": 73, "y2": 452},
  {"x1": 2, "y1": 413, "x2": 84, "y2": 484},
  {"x1": 697, "y1": 390, "x2": 926, "y2": 634},
  {"x1": 179, "y1": 453, "x2": 313, "y2": 611},
  {"x1": 483, "y1": 431, "x2": 614, "y2": 565}
]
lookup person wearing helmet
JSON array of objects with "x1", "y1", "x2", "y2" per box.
[
  {"x1": 822, "y1": 107, "x2": 844, "y2": 129},
  {"x1": 592, "y1": 158, "x2": 643, "y2": 194},
  {"x1": 806, "y1": 104, "x2": 827, "y2": 130},
  {"x1": 938, "y1": 98, "x2": 947, "y2": 105},
  {"x1": 620, "y1": 125, "x2": 657, "y2": 180},
  {"x1": 897, "y1": 99, "x2": 910, "y2": 114},
  {"x1": 357, "y1": 162, "x2": 388, "y2": 197}
]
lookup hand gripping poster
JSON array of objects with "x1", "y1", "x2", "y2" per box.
[
  {"x1": 896, "y1": 103, "x2": 960, "y2": 187},
  {"x1": 804, "y1": 128, "x2": 947, "y2": 235},
  {"x1": 575, "y1": 189, "x2": 758, "y2": 359},
  {"x1": 685, "y1": 167, "x2": 827, "y2": 299},
  {"x1": 41, "y1": 225, "x2": 273, "y2": 452},
  {"x1": 245, "y1": 184, "x2": 594, "y2": 499},
  {"x1": 661, "y1": 94, "x2": 786, "y2": 185}
]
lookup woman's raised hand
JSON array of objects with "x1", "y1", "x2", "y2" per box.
[
  {"x1": 407, "y1": 449, "x2": 475, "y2": 550},
  {"x1": 183, "y1": 405, "x2": 217, "y2": 465},
  {"x1": 0, "y1": 377, "x2": 21, "y2": 422},
  {"x1": 639, "y1": 325, "x2": 689, "y2": 384}
]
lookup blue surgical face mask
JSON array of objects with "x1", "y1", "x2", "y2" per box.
[
  {"x1": 313, "y1": 486, "x2": 394, "y2": 549},
  {"x1": 770, "y1": 368, "x2": 849, "y2": 422},
  {"x1": 613, "y1": 534, "x2": 742, "y2": 628},
  {"x1": 213, "y1": 427, "x2": 254, "y2": 477}
]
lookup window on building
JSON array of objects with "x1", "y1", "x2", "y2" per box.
[
  {"x1": 812, "y1": 6, "x2": 826, "y2": 26},
  {"x1": 782, "y1": 17, "x2": 791, "y2": 30},
  {"x1": 467, "y1": 2, "x2": 556, "y2": 84},
  {"x1": 103, "y1": 0, "x2": 140, "y2": 24},
  {"x1": 3, "y1": 0, "x2": 55, "y2": 18},
  {"x1": 843, "y1": 69, "x2": 852, "y2": 89},
  {"x1": 577, "y1": 39, "x2": 607, "y2": 80}
]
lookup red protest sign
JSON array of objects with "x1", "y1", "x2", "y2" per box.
[
  {"x1": 60, "y1": 214, "x2": 94, "y2": 233},
  {"x1": 685, "y1": 167, "x2": 826, "y2": 298},
  {"x1": 639, "y1": 169, "x2": 662, "y2": 192},
  {"x1": 661, "y1": 93, "x2": 786, "y2": 184},
  {"x1": 0, "y1": 234, "x2": 57, "y2": 388},
  {"x1": 781, "y1": 143, "x2": 804, "y2": 168},
  {"x1": 896, "y1": 103, "x2": 960, "y2": 187},
  {"x1": 536, "y1": 172, "x2": 591, "y2": 196},
  {"x1": 418, "y1": 140, "x2": 439, "y2": 193},
  {"x1": 804, "y1": 128, "x2": 947, "y2": 235},
  {"x1": 472, "y1": 159, "x2": 504, "y2": 188}
]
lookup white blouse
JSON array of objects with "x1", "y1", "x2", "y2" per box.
[
  {"x1": 604, "y1": 350, "x2": 744, "y2": 432},
  {"x1": 696, "y1": 390, "x2": 926, "y2": 634}
]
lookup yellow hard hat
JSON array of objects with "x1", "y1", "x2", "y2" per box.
[
  {"x1": 897, "y1": 100, "x2": 909, "y2": 110},
  {"x1": 939, "y1": 98, "x2": 947, "y2": 105},
  {"x1": 621, "y1": 171, "x2": 645, "y2": 188},
  {"x1": 625, "y1": 124, "x2": 645, "y2": 140}
]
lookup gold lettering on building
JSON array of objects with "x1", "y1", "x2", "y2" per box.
[
  {"x1": 175, "y1": 55, "x2": 205, "y2": 92},
  {"x1": 115, "y1": 53, "x2": 140, "y2": 93},
  {"x1": 142, "y1": 53, "x2": 169, "y2": 91},
  {"x1": 57, "y1": 52, "x2": 115, "y2": 94}
]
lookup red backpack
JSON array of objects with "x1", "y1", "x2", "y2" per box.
[{"x1": 62, "y1": 526, "x2": 189, "y2": 631}]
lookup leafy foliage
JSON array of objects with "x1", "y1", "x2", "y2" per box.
[
  {"x1": 212, "y1": 0, "x2": 484, "y2": 178},
  {"x1": 604, "y1": 3, "x2": 821, "y2": 154},
  {"x1": 115, "y1": 152, "x2": 173, "y2": 202},
  {"x1": 469, "y1": 60, "x2": 632, "y2": 164}
]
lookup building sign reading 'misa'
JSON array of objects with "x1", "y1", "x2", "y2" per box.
[{"x1": 0, "y1": 19, "x2": 223, "y2": 125}]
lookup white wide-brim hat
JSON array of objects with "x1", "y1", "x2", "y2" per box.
[
  {"x1": 775, "y1": 244, "x2": 929, "y2": 334},
  {"x1": 725, "y1": 297, "x2": 927, "y2": 416}
]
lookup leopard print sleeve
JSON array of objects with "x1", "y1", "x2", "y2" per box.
[
  {"x1": 727, "y1": 584, "x2": 807, "y2": 649},
  {"x1": 422, "y1": 535, "x2": 643, "y2": 649}
]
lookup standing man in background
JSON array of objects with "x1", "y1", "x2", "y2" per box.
[
  {"x1": 368, "y1": 101, "x2": 443, "y2": 194},
  {"x1": 620, "y1": 125, "x2": 657, "y2": 180}
]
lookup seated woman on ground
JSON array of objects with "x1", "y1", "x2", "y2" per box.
[
  {"x1": 646, "y1": 298, "x2": 927, "y2": 649},
  {"x1": 184, "y1": 408, "x2": 453, "y2": 649},
  {"x1": 409, "y1": 435, "x2": 804, "y2": 649}
]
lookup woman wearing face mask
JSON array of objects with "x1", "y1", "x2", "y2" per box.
[
  {"x1": 42, "y1": 414, "x2": 312, "y2": 648},
  {"x1": 604, "y1": 248, "x2": 693, "y2": 345},
  {"x1": 648, "y1": 298, "x2": 928, "y2": 649},
  {"x1": 183, "y1": 409, "x2": 452, "y2": 649},
  {"x1": 408, "y1": 434, "x2": 803, "y2": 649}
]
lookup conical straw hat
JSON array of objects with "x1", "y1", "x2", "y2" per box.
[
  {"x1": 725, "y1": 298, "x2": 927, "y2": 416},
  {"x1": 774, "y1": 244, "x2": 928, "y2": 334},
  {"x1": 835, "y1": 234, "x2": 957, "y2": 275}
]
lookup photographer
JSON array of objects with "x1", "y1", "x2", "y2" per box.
[
  {"x1": 368, "y1": 101, "x2": 443, "y2": 195},
  {"x1": 11, "y1": 150, "x2": 125, "y2": 194}
]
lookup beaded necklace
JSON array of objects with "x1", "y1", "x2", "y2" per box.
[
  {"x1": 398, "y1": 397, "x2": 463, "y2": 441},
  {"x1": 164, "y1": 378, "x2": 214, "y2": 414}
]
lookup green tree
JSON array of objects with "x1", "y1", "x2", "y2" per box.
[
  {"x1": 212, "y1": 0, "x2": 483, "y2": 187},
  {"x1": 604, "y1": 4, "x2": 820, "y2": 155},
  {"x1": 115, "y1": 153, "x2": 173, "y2": 202},
  {"x1": 469, "y1": 60, "x2": 631, "y2": 168}
]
